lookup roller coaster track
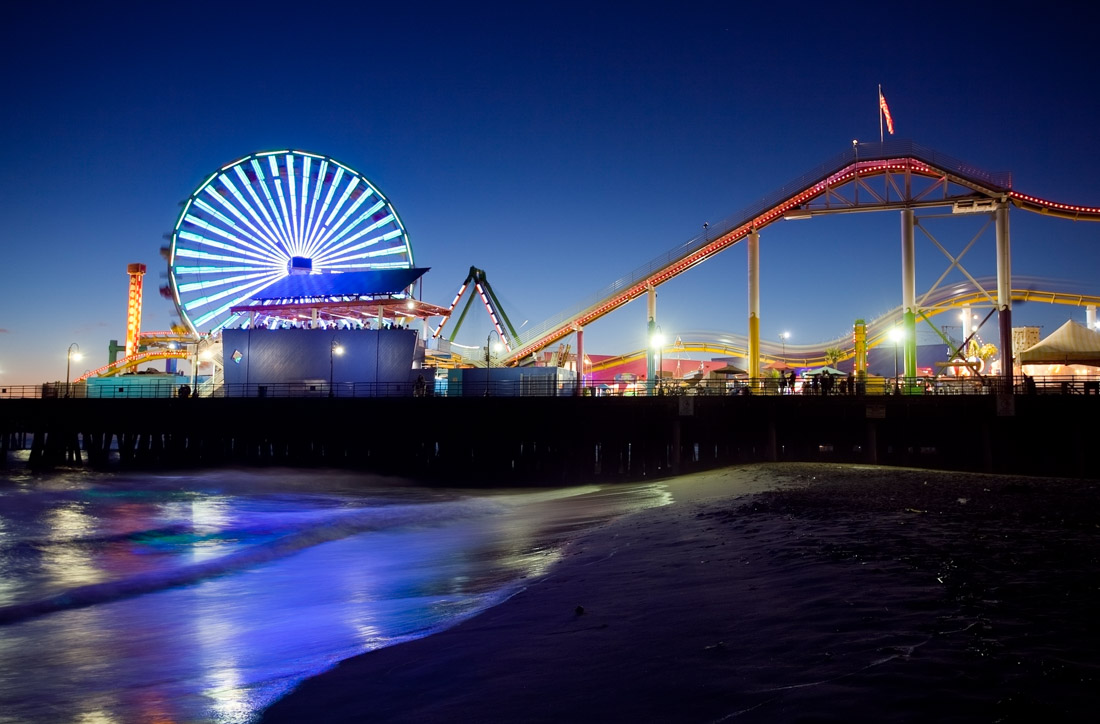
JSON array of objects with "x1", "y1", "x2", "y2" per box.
[
  {"x1": 74, "y1": 331, "x2": 204, "y2": 381},
  {"x1": 503, "y1": 140, "x2": 1100, "y2": 366},
  {"x1": 588, "y1": 279, "x2": 1100, "y2": 372}
]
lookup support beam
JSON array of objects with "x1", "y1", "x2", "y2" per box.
[
  {"x1": 747, "y1": 229, "x2": 760, "y2": 380},
  {"x1": 900, "y1": 209, "x2": 917, "y2": 380},
  {"x1": 853, "y1": 319, "x2": 867, "y2": 376},
  {"x1": 575, "y1": 326, "x2": 584, "y2": 396},
  {"x1": 996, "y1": 205, "x2": 1013, "y2": 387}
]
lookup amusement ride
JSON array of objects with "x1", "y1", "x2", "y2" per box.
[{"x1": 74, "y1": 141, "x2": 1100, "y2": 390}]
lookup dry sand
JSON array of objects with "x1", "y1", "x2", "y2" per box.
[{"x1": 261, "y1": 463, "x2": 1100, "y2": 723}]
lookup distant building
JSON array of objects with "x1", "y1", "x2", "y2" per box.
[{"x1": 1012, "y1": 326, "x2": 1041, "y2": 361}]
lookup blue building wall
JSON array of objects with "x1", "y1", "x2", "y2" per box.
[{"x1": 222, "y1": 328, "x2": 419, "y2": 387}]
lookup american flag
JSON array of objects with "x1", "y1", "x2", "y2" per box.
[{"x1": 879, "y1": 89, "x2": 894, "y2": 135}]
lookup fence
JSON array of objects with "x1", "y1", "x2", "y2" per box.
[{"x1": 3, "y1": 375, "x2": 1096, "y2": 400}]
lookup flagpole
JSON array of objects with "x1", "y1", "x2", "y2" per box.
[{"x1": 879, "y1": 84, "x2": 883, "y2": 144}]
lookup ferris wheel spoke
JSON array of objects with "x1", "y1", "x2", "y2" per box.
[
  {"x1": 334, "y1": 209, "x2": 395, "y2": 249},
  {"x1": 175, "y1": 233, "x2": 285, "y2": 266},
  {"x1": 320, "y1": 244, "x2": 407, "y2": 269},
  {"x1": 297, "y1": 156, "x2": 311, "y2": 256},
  {"x1": 191, "y1": 197, "x2": 282, "y2": 257},
  {"x1": 251, "y1": 157, "x2": 293, "y2": 254},
  {"x1": 202, "y1": 180, "x2": 289, "y2": 259},
  {"x1": 176, "y1": 270, "x2": 279, "y2": 294},
  {"x1": 237, "y1": 161, "x2": 293, "y2": 253},
  {"x1": 322, "y1": 176, "x2": 361, "y2": 231},
  {"x1": 272, "y1": 174, "x2": 295, "y2": 256},
  {"x1": 186, "y1": 273, "x2": 283, "y2": 319},
  {"x1": 174, "y1": 265, "x2": 265, "y2": 275},
  {"x1": 285, "y1": 154, "x2": 301, "y2": 254},
  {"x1": 314, "y1": 229, "x2": 404, "y2": 266},
  {"x1": 301, "y1": 159, "x2": 328, "y2": 254},
  {"x1": 326, "y1": 185, "x2": 376, "y2": 240},
  {"x1": 263, "y1": 155, "x2": 298, "y2": 250},
  {"x1": 227, "y1": 166, "x2": 294, "y2": 255},
  {"x1": 305, "y1": 198, "x2": 385, "y2": 260},
  {"x1": 183, "y1": 211, "x2": 286, "y2": 265},
  {"x1": 307, "y1": 166, "x2": 345, "y2": 251}
]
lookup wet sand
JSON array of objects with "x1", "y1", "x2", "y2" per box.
[{"x1": 261, "y1": 463, "x2": 1100, "y2": 723}]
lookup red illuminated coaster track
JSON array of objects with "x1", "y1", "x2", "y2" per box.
[{"x1": 502, "y1": 140, "x2": 1100, "y2": 366}]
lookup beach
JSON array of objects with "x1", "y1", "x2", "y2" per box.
[{"x1": 261, "y1": 463, "x2": 1100, "y2": 723}]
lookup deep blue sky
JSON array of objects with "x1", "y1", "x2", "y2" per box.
[{"x1": 3, "y1": 1, "x2": 1099, "y2": 383}]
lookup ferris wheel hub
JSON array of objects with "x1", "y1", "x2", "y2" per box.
[{"x1": 289, "y1": 256, "x2": 313, "y2": 274}]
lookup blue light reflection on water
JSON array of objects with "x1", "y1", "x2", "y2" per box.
[{"x1": 0, "y1": 468, "x2": 671, "y2": 723}]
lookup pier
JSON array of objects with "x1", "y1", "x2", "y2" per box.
[{"x1": 2, "y1": 393, "x2": 1094, "y2": 481}]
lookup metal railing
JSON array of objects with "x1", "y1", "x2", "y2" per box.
[{"x1": 3, "y1": 375, "x2": 1096, "y2": 399}]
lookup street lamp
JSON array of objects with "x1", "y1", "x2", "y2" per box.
[
  {"x1": 651, "y1": 328, "x2": 665, "y2": 395},
  {"x1": 65, "y1": 343, "x2": 81, "y2": 397},
  {"x1": 485, "y1": 331, "x2": 503, "y2": 396},
  {"x1": 888, "y1": 327, "x2": 904, "y2": 393},
  {"x1": 329, "y1": 338, "x2": 344, "y2": 397},
  {"x1": 780, "y1": 331, "x2": 790, "y2": 358}
]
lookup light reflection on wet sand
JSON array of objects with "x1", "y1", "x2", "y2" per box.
[{"x1": 0, "y1": 473, "x2": 671, "y2": 723}]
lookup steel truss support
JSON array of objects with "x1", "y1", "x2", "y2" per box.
[
  {"x1": 900, "y1": 209, "x2": 917, "y2": 380},
  {"x1": 996, "y1": 205, "x2": 1013, "y2": 385},
  {"x1": 646, "y1": 285, "x2": 657, "y2": 390}
]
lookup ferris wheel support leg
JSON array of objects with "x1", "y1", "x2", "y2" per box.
[{"x1": 996, "y1": 205, "x2": 1013, "y2": 386}]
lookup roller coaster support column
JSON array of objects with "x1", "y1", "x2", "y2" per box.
[
  {"x1": 996, "y1": 204, "x2": 1013, "y2": 387},
  {"x1": 1087, "y1": 305, "x2": 1097, "y2": 331},
  {"x1": 646, "y1": 286, "x2": 657, "y2": 392},
  {"x1": 900, "y1": 209, "x2": 917, "y2": 383},
  {"x1": 574, "y1": 326, "x2": 584, "y2": 396},
  {"x1": 853, "y1": 319, "x2": 867, "y2": 376},
  {"x1": 747, "y1": 229, "x2": 760, "y2": 381}
]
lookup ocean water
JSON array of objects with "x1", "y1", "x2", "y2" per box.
[{"x1": 0, "y1": 464, "x2": 672, "y2": 723}]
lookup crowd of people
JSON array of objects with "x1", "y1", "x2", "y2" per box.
[
  {"x1": 777, "y1": 368, "x2": 855, "y2": 395},
  {"x1": 236, "y1": 319, "x2": 413, "y2": 331}
]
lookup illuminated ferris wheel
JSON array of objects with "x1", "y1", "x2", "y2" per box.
[{"x1": 166, "y1": 150, "x2": 413, "y2": 336}]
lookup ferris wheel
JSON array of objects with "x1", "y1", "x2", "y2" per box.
[{"x1": 166, "y1": 150, "x2": 413, "y2": 336}]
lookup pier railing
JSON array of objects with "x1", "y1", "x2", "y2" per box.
[{"x1": 3, "y1": 375, "x2": 1096, "y2": 399}]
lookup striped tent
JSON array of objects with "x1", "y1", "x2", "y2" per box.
[{"x1": 1018, "y1": 320, "x2": 1100, "y2": 366}]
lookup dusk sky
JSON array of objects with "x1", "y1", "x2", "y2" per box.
[{"x1": 3, "y1": 1, "x2": 1099, "y2": 384}]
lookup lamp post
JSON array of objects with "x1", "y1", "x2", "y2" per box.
[
  {"x1": 65, "y1": 343, "x2": 81, "y2": 397},
  {"x1": 780, "y1": 331, "x2": 790, "y2": 358},
  {"x1": 888, "y1": 326, "x2": 903, "y2": 394},
  {"x1": 485, "y1": 331, "x2": 503, "y2": 396},
  {"x1": 329, "y1": 338, "x2": 343, "y2": 397}
]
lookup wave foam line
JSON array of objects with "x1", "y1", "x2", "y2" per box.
[{"x1": 0, "y1": 498, "x2": 499, "y2": 626}]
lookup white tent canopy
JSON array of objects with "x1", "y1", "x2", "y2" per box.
[{"x1": 1018, "y1": 320, "x2": 1100, "y2": 366}]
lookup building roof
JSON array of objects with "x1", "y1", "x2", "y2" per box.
[{"x1": 251, "y1": 268, "x2": 428, "y2": 302}]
